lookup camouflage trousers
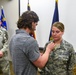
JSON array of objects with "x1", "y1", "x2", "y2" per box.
[{"x1": 0, "y1": 60, "x2": 11, "y2": 75}]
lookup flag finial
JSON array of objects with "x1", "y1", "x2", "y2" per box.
[
  {"x1": 56, "y1": 0, "x2": 58, "y2": 3},
  {"x1": 27, "y1": 0, "x2": 31, "y2": 11},
  {"x1": 28, "y1": 0, "x2": 29, "y2": 3},
  {"x1": 1, "y1": 5, "x2": 3, "y2": 9}
]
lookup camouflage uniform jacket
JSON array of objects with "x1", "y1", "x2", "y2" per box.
[
  {"x1": 40, "y1": 39, "x2": 76, "y2": 75},
  {"x1": 0, "y1": 27, "x2": 8, "y2": 61}
]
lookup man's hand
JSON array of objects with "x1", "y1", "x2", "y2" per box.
[
  {"x1": 46, "y1": 42, "x2": 55, "y2": 53},
  {"x1": 0, "y1": 51, "x2": 3, "y2": 57}
]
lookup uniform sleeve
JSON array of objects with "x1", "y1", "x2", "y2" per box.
[
  {"x1": 68, "y1": 46, "x2": 76, "y2": 75},
  {"x1": 1, "y1": 30, "x2": 8, "y2": 55}
]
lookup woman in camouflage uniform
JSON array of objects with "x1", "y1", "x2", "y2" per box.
[
  {"x1": 40, "y1": 22, "x2": 76, "y2": 75},
  {"x1": 0, "y1": 18, "x2": 10, "y2": 75}
]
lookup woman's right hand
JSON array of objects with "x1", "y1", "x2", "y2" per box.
[{"x1": 0, "y1": 51, "x2": 3, "y2": 57}]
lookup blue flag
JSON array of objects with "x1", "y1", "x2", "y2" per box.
[
  {"x1": 49, "y1": 0, "x2": 59, "y2": 41},
  {"x1": 1, "y1": 7, "x2": 7, "y2": 30}
]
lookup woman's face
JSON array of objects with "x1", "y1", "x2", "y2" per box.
[{"x1": 52, "y1": 26, "x2": 64, "y2": 41}]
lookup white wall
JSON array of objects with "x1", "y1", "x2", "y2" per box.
[
  {"x1": 59, "y1": 0, "x2": 76, "y2": 51},
  {"x1": 20, "y1": 0, "x2": 76, "y2": 51},
  {"x1": 0, "y1": 0, "x2": 76, "y2": 60},
  {"x1": 0, "y1": 0, "x2": 19, "y2": 60}
]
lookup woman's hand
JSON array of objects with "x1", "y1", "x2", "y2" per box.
[{"x1": 0, "y1": 51, "x2": 3, "y2": 57}]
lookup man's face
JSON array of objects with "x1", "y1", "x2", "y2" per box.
[{"x1": 32, "y1": 22, "x2": 38, "y2": 31}]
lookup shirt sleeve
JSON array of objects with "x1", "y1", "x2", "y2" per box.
[
  {"x1": 28, "y1": 40, "x2": 40, "y2": 62},
  {"x1": 68, "y1": 46, "x2": 76, "y2": 75},
  {"x1": 23, "y1": 38, "x2": 40, "y2": 62}
]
